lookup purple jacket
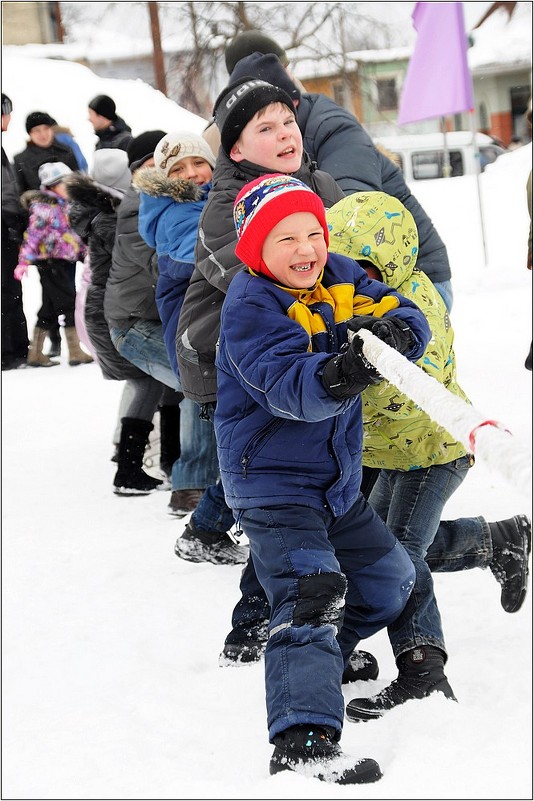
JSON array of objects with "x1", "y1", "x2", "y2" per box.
[{"x1": 18, "y1": 188, "x2": 86, "y2": 268}]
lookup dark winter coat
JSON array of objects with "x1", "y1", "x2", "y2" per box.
[
  {"x1": 176, "y1": 150, "x2": 345, "y2": 405},
  {"x1": 215, "y1": 253, "x2": 430, "y2": 517},
  {"x1": 2, "y1": 147, "x2": 28, "y2": 246},
  {"x1": 134, "y1": 168, "x2": 207, "y2": 379},
  {"x1": 67, "y1": 173, "x2": 145, "y2": 380},
  {"x1": 13, "y1": 139, "x2": 79, "y2": 193},
  {"x1": 104, "y1": 184, "x2": 159, "y2": 328},
  {"x1": 296, "y1": 93, "x2": 451, "y2": 284},
  {"x1": 94, "y1": 117, "x2": 133, "y2": 152}
]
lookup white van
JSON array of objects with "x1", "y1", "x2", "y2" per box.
[{"x1": 374, "y1": 131, "x2": 506, "y2": 181}]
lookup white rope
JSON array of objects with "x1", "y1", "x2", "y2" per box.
[{"x1": 357, "y1": 328, "x2": 532, "y2": 497}]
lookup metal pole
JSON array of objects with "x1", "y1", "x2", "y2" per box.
[
  {"x1": 441, "y1": 116, "x2": 452, "y2": 177},
  {"x1": 469, "y1": 109, "x2": 489, "y2": 265}
]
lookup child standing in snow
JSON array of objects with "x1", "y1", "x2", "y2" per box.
[
  {"x1": 15, "y1": 161, "x2": 92, "y2": 368},
  {"x1": 214, "y1": 173, "x2": 431, "y2": 784}
]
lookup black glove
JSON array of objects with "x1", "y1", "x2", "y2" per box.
[
  {"x1": 322, "y1": 337, "x2": 382, "y2": 400},
  {"x1": 347, "y1": 315, "x2": 414, "y2": 355}
]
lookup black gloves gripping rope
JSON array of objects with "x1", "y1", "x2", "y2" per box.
[{"x1": 321, "y1": 315, "x2": 414, "y2": 401}]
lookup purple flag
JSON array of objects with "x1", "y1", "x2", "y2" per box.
[{"x1": 397, "y1": 2, "x2": 474, "y2": 125}]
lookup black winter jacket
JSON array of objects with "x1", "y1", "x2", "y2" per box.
[
  {"x1": 104, "y1": 184, "x2": 159, "y2": 328},
  {"x1": 94, "y1": 117, "x2": 133, "y2": 152},
  {"x1": 176, "y1": 151, "x2": 345, "y2": 405},
  {"x1": 13, "y1": 140, "x2": 79, "y2": 193},
  {"x1": 296, "y1": 93, "x2": 451, "y2": 284},
  {"x1": 67, "y1": 174, "x2": 145, "y2": 380}
]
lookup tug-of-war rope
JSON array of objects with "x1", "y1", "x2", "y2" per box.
[{"x1": 357, "y1": 329, "x2": 532, "y2": 498}]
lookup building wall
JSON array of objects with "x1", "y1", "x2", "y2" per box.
[{"x1": 2, "y1": 1, "x2": 57, "y2": 45}]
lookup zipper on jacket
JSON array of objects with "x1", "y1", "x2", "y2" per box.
[{"x1": 240, "y1": 418, "x2": 284, "y2": 478}]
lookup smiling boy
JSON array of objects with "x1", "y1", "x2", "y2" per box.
[{"x1": 214, "y1": 173, "x2": 431, "y2": 784}]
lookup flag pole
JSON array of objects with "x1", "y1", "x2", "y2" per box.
[
  {"x1": 468, "y1": 109, "x2": 488, "y2": 265},
  {"x1": 441, "y1": 116, "x2": 451, "y2": 177}
]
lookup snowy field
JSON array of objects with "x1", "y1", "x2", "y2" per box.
[{"x1": 2, "y1": 55, "x2": 533, "y2": 801}]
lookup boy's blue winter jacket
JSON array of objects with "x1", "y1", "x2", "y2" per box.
[
  {"x1": 135, "y1": 170, "x2": 209, "y2": 378},
  {"x1": 215, "y1": 252, "x2": 431, "y2": 518}
]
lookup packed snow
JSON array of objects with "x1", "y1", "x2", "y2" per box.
[{"x1": 2, "y1": 53, "x2": 532, "y2": 800}]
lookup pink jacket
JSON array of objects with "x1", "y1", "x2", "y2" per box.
[{"x1": 18, "y1": 188, "x2": 86, "y2": 268}]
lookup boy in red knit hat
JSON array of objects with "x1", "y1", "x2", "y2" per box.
[{"x1": 213, "y1": 173, "x2": 431, "y2": 784}]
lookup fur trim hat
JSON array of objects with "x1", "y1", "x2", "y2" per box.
[
  {"x1": 91, "y1": 148, "x2": 132, "y2": 196},
  {"x1": 25, "y1": 111, "x2": 56, "y2": 133},
  {"x1": 2, "y1": 93, "x2": 13, "y2": 115},
  {"x1": 38, "y1": 161, "x2": 73, "y2": 188},
  {"x1": 229, "y1": 52, "x2": 301, "y2": 104},
  {"x1": 225, "y1": 30, "x2": 288, "y2": 74},
  {"x1": 213, "y1": 77, "x2": 295, "y2": 156},
  {"x1": 153, "y1": 131, "x2": 216, "y2": 176},
  {"x1": 126, "y1": 129, "x2": 167, "y2": 169},
  {"x1": 233, "y1": 174, "x2": 328, "y2": 276},
  {"x1": 88, "y1": 95, "x2": 117, "y2": 121},
  {"x1": 326, "y1": 192, "x2": 419, "y2": 279}
]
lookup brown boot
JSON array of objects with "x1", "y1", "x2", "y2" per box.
[
  {"x1": 27, "y1": 327, "x2": 59, "y2": 367},
  {"x1": 64, "y1": 327, "x2": 94, "y2": 366}
]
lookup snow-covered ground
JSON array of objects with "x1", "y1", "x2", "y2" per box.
[{"x1": 2, "y1": 54, "x2": 533, "y2": 800}]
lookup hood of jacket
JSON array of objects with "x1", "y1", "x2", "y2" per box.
[
  {"x1": 20, "y1": 187, "x2": 66, "y2": 210},
  {"x1": 66, "y1": 173, "x2": 120, "y2": 240}
]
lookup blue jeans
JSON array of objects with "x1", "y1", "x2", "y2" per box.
[
  {"x1": 111, "y1": 321, "x2": 219, "y2": 490},
  {"x1": 368, "y1": 455, "x2": 472, "y2": 660},
  {"x1": 110, "y1": 320, "x2": 181, "y2": 392},
  {"x1": 171, "y1": 399, "x2": 220, "y2": 490},
  {"x1": 239, "y1": 495, "x2": 415, "y2": 739},
  {"x1": 433, "y1": 280, "x2": 453, "y2": 313}
]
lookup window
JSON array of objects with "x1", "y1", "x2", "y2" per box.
[
  {"x1": 376, "y1": 79, "x2": 398, "y2": 111},
  {"x1": 411, "y1": 149, "x2": 464, "y2": 180}
]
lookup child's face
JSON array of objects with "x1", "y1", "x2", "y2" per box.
[
  {"x1": 50, "y1": 182, "x2": 68, "y2": 199},
  {"x1": 169, "y1": 156, "x2": 213, "y2": 186},
  {"x1": 230, "y1": 103, "x2": 303, "y2": 174},
  {"x1": 260, "y1": 212, "x2": 327, "y2": 289}
]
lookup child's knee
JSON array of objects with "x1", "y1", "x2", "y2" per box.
[{"x1": 293, "y1": 572, "x2": 347, "y2": 630}]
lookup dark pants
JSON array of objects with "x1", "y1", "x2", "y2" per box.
[
  {"x1": 1, "y1": 236, "x2": 28, "y2": 367},
  {"x1": 36, "y1": 260, "x2": 77, "y2": 330},
  {"x1": 240, "y1": 496, "x2": 415, "y2": 739}
]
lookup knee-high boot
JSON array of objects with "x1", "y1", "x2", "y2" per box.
[
  {"x1": 113, "y1": 417, "x2": 164, "y2": 496},
  {"x1": 27, "y1": 327, "x2": 59, "y2": 367},
  {"x1": 64, "y1": 326, "x2": 94, "y2": 366}
]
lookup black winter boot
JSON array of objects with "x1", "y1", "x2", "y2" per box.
[
  {"x1": 489, "y1": 515, "x2": 531, "y2": 613},
  {"x1": 270, "y1": 724, "x2": 382, "y2": 784},
  {"x1": 113, "y1": 418, "x2": 164, "y2": 496},
  {"x1": 158, "y1": 404, "x2": 181, "y2": 479},
  {"x1": 346, "y1": 646, "x2": 456, "y2": 722},
  {"x1": 342, "y1": 650, "x2": 379, "y2": 683},
  {"x1": 174, "y1": 519, "x2": 249, "y2": 565}
]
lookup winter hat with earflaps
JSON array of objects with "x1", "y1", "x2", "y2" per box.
[
  {"x1": 153, "y1": 131, "x2": 216, "y2": 177},
  {"x1": 233, "y1": 173, "x2": 329, "y2": 278},
  {"x1": 213, "y1": 78, "x2": 295, "y2": 156},
  {"x1": 326, "y1": 192, "x2": 419, "y2": 281},
  {"x1": 38, "y1": 161, "x2": 73, "y2": 188},
  {"x1": 91, "y1": 148, "x2": 132, "y2": 196}
]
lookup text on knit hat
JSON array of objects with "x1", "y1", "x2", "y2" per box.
[{"x1": 213, "y1": 78, "x2": 296, "y2": 156}]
